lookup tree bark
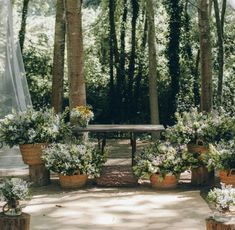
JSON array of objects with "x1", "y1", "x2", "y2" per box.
[
  {"x1": 198, "y1": 0, "x2": 213, "y2": 112},
  {"x1": 108, "y1": 0, "x2": 117, "y2": 122},
  {"x1": 146, "y1": 0, "x2": 160, "y2": 126},
  {"x1": 52, "y1": 0, "x2": 66, "y2": 113},
  {"x1": 64, "y1": 0, "x2": 86, "y2": 108},
  {"x1": 213, "y1": 0, "x2": 225, "y2": 105},
  {"x1": 127, "y1": 0, "x2": 139, "y2": 122},
  {"x1": 165, "y1": 0, "x2": 182, "y2": 123},
  {"x1": 116, "y1": 0, "x2": 128, "y2": 122},
  {"x1": 0, "y1": 213, "x2": 30, "y2": 230},
  {"x1": 18, "y1": 0, "x2": 30, "y2": 53}
]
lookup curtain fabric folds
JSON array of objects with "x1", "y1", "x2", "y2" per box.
[{"x1": 0, "y1": 0, "x2": 31, "y2": 118}]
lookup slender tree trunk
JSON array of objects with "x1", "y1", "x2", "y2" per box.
[
  {"x1": 18, "y1": 0, "x2": 30, "y2": 52},
  {"x1": 52, "y1": 0, "x2": 66, "y2": 113},
  {"x1": 64, "y1": 0, "x2": 86, "y2": 108},
  {"x1": 134, "y1": 15, "x2": 147, "y2": 118},
  {"x1": 116, "y1": 0, "x2": 128, "y2": 122},
  {"x1": 108, "y1": 0, "x2": 118, "y2": 122},
  {"x1": 146, "y1": 0, "x2": 160, "y2": 125},
  {"x1": 198, "y1": 0, "x2": 213, "y2": 112},
  {"x1": 127, "y1": 0, "x2": 139, "y2": 122},
  {"x1": 194, "y1": 49, "x2": 201, "y2": 106},
  {"x1": 213, "y1": 0, "x2": 226, "y2": 105},
  {"x1": 165, "y1": 0, "x2": 182, "y2": 124}
]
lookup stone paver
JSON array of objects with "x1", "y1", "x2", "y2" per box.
[{"x1": 0, "y1": 140, "x2": 211, "y2": 230}]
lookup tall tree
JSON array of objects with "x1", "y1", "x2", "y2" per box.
[
  {"x1": 18, "y1": 0, "x2": 30, "y2": 52},
  {"x1": 198, "y1": 0, "x2": 213, "y2": 112},
  {"x1": 52, "y1": 0, "x2": 66, "y2": 113},
  {"x1": 127, "y1": 0, "x2": 139, "y2": 122},
  {"x1": 116, "y1": 0, "x2": 128, "y2": 122},
  {"x1": 213, "y1": 0, "x2": 226, "y2": 105},
  {"x1": 108, "y1": 0, "x2": 118, "y2": 122},
  {"x1": 165, "y1": 0, "x2": 182, "y2": 123},
  {"x1": 146, "y1": 0, "x2": 160, "y2": 125},
  {"x1": 64, "y1": 0, "x2": 86, "y2": 108}
]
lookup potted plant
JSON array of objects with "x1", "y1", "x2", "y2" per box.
[
  {"x1": 133, "y1": 141, "x2": 187, "y2": 189},
  {"x1": 0, "y1": 178, "x2": 30, "y2": 216},
  {"x1": 0, "y1": 107, "x2": 66, "y2": 165},
  {"x1": 207, "y1": 183, "x2": 235, "y2": 213},
  {"x1": 70, "y1": 105, "x2": 94, "y2": 127},
  {"x1": 164, "y1": 108, "x2": 215, "y2": 186},
  {"x1": 206, "y1": 183, "x2": 235, "y2": 229},
  {"x1": 42, "y1": 142, "x2": 107, "y2": 188},
  {"x1": 203, "y1": 141, "x2": 235, "y2": 186},
  {"x1": 0, "y1": 107, "x2": 68, "y2": 186}
]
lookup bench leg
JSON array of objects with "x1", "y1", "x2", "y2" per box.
[{"x1": 130, "y1": 133, "x2": 136, "y2": 166}]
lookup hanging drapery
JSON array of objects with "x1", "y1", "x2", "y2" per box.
[{"x1": 0, "y1": 0, "x2": 31, "y2": 118}]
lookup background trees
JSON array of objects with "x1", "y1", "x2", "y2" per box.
[{"x1": 13, "y1": 0, "x2": 235, "y2": 125}]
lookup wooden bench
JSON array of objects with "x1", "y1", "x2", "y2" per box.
[{"x1": 75, "y1": 124, "x2": 165, "y2": 165}]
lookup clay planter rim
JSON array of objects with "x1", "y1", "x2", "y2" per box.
[
  {"x1": 219, "y1": 170, "x2": 235, "y2": 186},
  {"x1": 150, "y1": 173, "x2": 178, "y2": 189},
  {"x1": 187, "y1": 143, "x2": 208, "y2": 154},
  {"x1": 58, "y1": 173, "x2": 88, "y2": 189}
]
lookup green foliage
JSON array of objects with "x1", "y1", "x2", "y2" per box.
[
  {"x1": 0, "y1": 107, "x2": 65, "y2": 147},
  {"x1": 23, "y1": 42, "x2": 52, "y2": 109},
  {"x1": 202, "y1": 141, "x2": 235, "y2": 171},
  {"x1": 0, "y1": 178, "x2": 30, "y2": 202},
  {"x1": 42, "y1": 142, "x2": 107, "y2": 177},
  {"x1": 133, "y1": 141, "x2": 187, "y2": 178}
]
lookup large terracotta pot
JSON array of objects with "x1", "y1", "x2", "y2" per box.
[
  {"x1": 150, "y1": 174, "x2": 178, "y2": 189},
  {"x1": 187, "y1": 143, "x2": 208, "y2": 154},
  {"x1": 219, "y1": 170, "x2": 235, "y2": 187},
  {"x1": 19, "y1": 143, "x2": 48, "y2": 165},
  {"x1": 59, "y1": 174, "x2": 88, "y2": 189}
]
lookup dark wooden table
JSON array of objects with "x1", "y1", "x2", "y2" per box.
[{"x1": 75, "y1": 124, "x2": 165, "y2": 165}]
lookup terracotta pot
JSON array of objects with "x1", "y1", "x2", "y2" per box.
[
  {"x1": 59, "y1": 174, "x2": 88, "y2": 189},
  {"x1": 187, "y1": 143, "x2": 208, "y2": 154},
  {"x1": 19, "y1": 143, "x2": 48, "y2": 165},
  {"x1": 219, "y1": 170, "x2": 235, "y2": 187},
  {"x1": 150, "y1": 174, "x2": 178, "y2": 189}
]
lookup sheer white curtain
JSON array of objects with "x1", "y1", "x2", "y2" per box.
[{"x1": 0, "y1": 0, "x2": 31, "y2": 118}]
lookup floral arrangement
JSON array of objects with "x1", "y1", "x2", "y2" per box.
[
  {"x1": 0, "y1": 178, "x2": 30, "y2": 202},
  {"x1": 70, "y1": 106, "x2": 94, "y2": 127},
  {"x1": 42, "y1": 142, "x2": 107, "y2": 177},
  {"x1": 202, "y1": 140, "x2": 235, "y2": 171},
  {"x1": 133, "y1": 141, "x2": 187, "y2": 179},
  {"x1": 0, "y1": 107, "x2": 66, "y2": 147},
  {"x1": 204, "y1": 108, "x2": 235, "y2": 143},
  {"x1": 207, "y1": 183, "x2": 235, "y2": 213},
  {"x1": 164, "y1": 107, "x2": 235, "y2": 145},
  {"x1": 164, "y1": 108, "x2": 209, "y2": 145}
]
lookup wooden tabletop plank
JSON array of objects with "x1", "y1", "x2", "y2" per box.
[{"x1": 75, "y1": 124, "x2": 165, "y2": 133}]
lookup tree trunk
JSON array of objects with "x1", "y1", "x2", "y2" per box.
[
  {"x1": 127, "y1": 0, "x2": 139, "y2": 122},
  {"x1": 64, "y1": 0, "x2": 86, "y2": 108},
  {"x1": 206, "y1": 217, "x2": 235, "y2": 230},
  {"x1": 165, "y1": 0, "x2": 182, "y2": 124},
  {"x1": 194, "y1": 49, "x2": 201, "y2": 106},
  {"x1": 146, "y1": 0, "x2": 160, "y2": 126},
  {"x1": 108, "y1": 0, "x2": 118, "y2": 122},
  {"x1": 18, "y1": 0, "x2": 30, "y2": 53},
  {"x1": 198, "y1": 0, "x2": 213, "y2": 112},
  {"x1": 52, "y1": 0, "x2": 66, "y2": 113},
  {"x1": 116, "y1": 0, "x2": 128, "y2": 122},
  {"x1": 0, "y1": 213, "x2": 30, "y2": 230},
  {"x1": 213, "y1": 0, "x2": 225, "y2": 105}
]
